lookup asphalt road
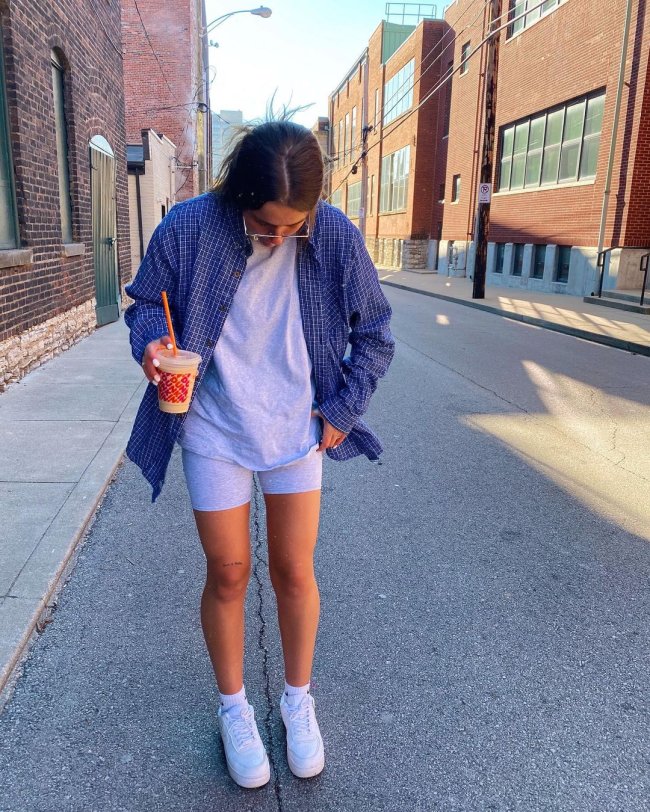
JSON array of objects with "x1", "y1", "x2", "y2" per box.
[{"x1": 1, "y1": 285, "x2": 649, "y2": 811}]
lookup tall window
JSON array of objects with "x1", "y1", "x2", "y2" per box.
[
  {"x1": 383, "y1": 59, "x2": 415, "y2": 125},
  {"x1": 532, "y1": 244, "x2": 546, "y2": 278},
  {"x1": 330, "y1": 188, "x2": 343, "y2": 211},
  {"x1": 351, "y1": 106, "x2": 357, "y2": 158},
  {"x1": 460, "y1": 42, "x2": 471, "y2": 75},
  {"x1": 452, "y1": 173, "x2": 461, "y2": 202},
  {"x1": 494, "y1": 243, "x2": 505, "y2": 273},
  {"x1": 513, "y1": 243, "x2": 525, "y2": 276},
  {"x1": 344, "y1": 112, "x2": 350, "y2": 162},
  {"x1": 507, "y1": 0, "x2": 564, "y2": 38},
  {"x1": 347, "y1": 181, "x2": 361, "y2": 218},
  {"x1": 380, "y1": 146, "x2": 410, "y2": 213},
  {"x1": 51, "y1": 50, "x2": 73, "y2": 243},
  {"x1": 338, "y1": 120, "x2": 343, "y2": 167},
  {"x1": 0, "y1": 28, "x2": 18, "y2": 249},
  {"x1": 498, "y1": 92, "x2": 605, "y2": 192},
  {"x1": 556, "y1": 245, "x2": 572, "y2": 283}
]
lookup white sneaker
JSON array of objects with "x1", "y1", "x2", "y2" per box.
[
  {"x1": 218, "y1": 702, "x2": 271, "y2": 789},
  {"x1": 280, "y1": 692, "x2": 325, "y2": 778}
]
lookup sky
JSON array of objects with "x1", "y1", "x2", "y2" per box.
[{"x1": 205, "y1": 0, "x2": 435, "y2": 127}]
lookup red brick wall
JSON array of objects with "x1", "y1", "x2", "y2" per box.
[
  {"x1": 442, "y1": 0, "x2": 650, "y2": 249},
  {"x1": 121, "y1": 0, "x2": 202, "y2": 200},
  {"x1": 0, "y1": 0, "x2": 129, "y2": 343},
  {"x1": 329, "y1": 20, "x2": 446, "y2": 241}
]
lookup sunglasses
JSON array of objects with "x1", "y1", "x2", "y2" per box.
[{"x1": 243, "y1": 214, "x2": 310, "y2": 241}]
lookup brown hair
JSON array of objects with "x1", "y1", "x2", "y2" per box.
[{"x1": 213, "y1": 120, "x2": 324, "y2": 212}]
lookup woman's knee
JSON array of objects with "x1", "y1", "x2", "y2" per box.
[
  {"x1": 204, "y1": 559, "x2": 251, "y2": 602},
  {"x1": 269, "y1": 561, "x2": 317, "y2": 600}
]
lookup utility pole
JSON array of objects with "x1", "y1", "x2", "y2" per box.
[
  {"x1": 359, "y1": 51, "x2": 370, "y2": 240},
  {"x1": 472, "y1": 0, "x2": 501, "y2": 299}
]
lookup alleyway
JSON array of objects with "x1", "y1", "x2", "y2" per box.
[{"x1": 0, "y1": 286, "x2": 648, "y2": 811}]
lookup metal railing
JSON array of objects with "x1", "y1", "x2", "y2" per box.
[
  {"x1": 597, "y1": 247, "x2": 650, "y2": 306},
  {"x1": 385, "y1": 3, "x2": 439, "y2": 24}
]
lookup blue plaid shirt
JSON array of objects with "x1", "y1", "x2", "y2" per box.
[{"x1": 124, "y1": 192, "x2": 394, "y2": 501}]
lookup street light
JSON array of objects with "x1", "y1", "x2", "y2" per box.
[{"x1": 205, "y1": 6, "x2": 272, "y2": 34}]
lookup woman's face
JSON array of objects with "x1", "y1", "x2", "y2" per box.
[{"x1": 242, "y1": 201, "x2": 310, "y2": 248}]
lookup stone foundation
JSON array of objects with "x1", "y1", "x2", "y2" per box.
[
  {"x1": 365, "y1": 237, "x2": 429, "y2": 270},
  {"x1": 0, "y1": 299, "x2": 97, "y2": 391}
]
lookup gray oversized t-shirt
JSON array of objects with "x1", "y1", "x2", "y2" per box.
[{"x1": 178, "y1": 237, "x2": 320, "y2": 469}]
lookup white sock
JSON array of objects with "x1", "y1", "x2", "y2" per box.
[
  {"x1": 284, "y1": 680, "x2": 310, "y2": 706},
  {"x1": 219, "y1": 685, "x2": 247, "y2": 712}
]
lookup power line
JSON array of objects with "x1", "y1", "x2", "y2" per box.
[
  {"x1": 329, "y1": 0, "x2": 489, "y2": 187},
  {"x1": 132, "y1": 0, "x2": 174, "y2": 97},
  {"x1": 328, "y1": 0, "x2": 547, "y2": 201}
]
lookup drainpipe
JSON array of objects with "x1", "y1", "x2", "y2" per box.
[
  {"x1": 596, "y1": 0, "x2": 633, "y2": 263},
  {"x1": 135, "y1": 170, "x2": 144, "y2": 262}
]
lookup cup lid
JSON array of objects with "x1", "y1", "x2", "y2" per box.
[{"x1": 157, "y1": 348, "x2": 202, "y2": 368}]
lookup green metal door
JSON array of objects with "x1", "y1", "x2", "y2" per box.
[{"x1": 90, "y1": 136, "x2": 119, "y2": 326}]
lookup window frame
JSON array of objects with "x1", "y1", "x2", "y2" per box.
[
  {"x1": 497, "y1": 90, "x2": 605, "y2": 193},
  {"x1": 555, "y1": 245, "x2": 572, "y2": 283},
  {"x1": 460, "y1": 41, "x2": 471, "y2": 76},
  {"x1": 494, "y1": 242, "x2": 505, "y2": 273},
  {"x1": 379, "y1": 145, "x2": 410, "y2": 214},
  {"x1": 532, "y1": 244, "x2": 546, "y2": 279},
  {"x1": 383, "y1": 59, "x2": 415, "y2": 126},
  {"x1": 0, "y1": 27, "x2": 19, "y2": 250},
  {"x1": 346, "y1": 180, "x2": 362, "y2": 219},
  {"x1": 451, "y1": 173, "x2": 461, "y2": 203},
  {"x1": 51, "y1": 49, "x2": 73, "y2": 244},
  {"x1": 507, "y1": 0, "x2": 563, "y2": 39}
]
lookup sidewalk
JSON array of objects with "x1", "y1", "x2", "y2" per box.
[
  {"x1": 378, "y1": 269, "x2": 650, "y2": 356},
  {"x1": 1, "y1": 276, "x2": 649, "y2": 704},
  {"x1": 0, "y1": 318, "x2": 145, "y2": 703}
]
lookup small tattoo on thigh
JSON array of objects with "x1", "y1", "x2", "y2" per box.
[{"x1": 222, "y1": 561, "x2": 244, "y2": 567}]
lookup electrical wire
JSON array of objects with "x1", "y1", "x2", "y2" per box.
[
  {"x1": 328, "y1": 0, "x2": 552, "y2": 201},
  {"x1": 132, "y1": 0, "x2": 175, "y2": 97},
  {"x1": 329, "y1": 0, "x2": 489, "y2": 177}
]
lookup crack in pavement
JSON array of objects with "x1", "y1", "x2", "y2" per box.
[{"x1": 252, "y1": 482, "x2": 284, "y2": 811}]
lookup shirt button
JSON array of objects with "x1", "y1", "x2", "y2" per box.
[
  {"x1": 232, "y1": 270, "x2": 242, "y2": 278},
  {"x1": 219, "y1": 304, "x2": 227, "y2": 312},
  {"x1": 205, "y1": 338, "x2": 215, "y2": 348}
]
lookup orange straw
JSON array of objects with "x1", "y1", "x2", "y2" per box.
[{"x1": 161, "y1": 291, "x2": 178, "y2": 356}]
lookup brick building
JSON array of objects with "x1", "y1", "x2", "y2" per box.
[
  {"x1": 328, "y1": 13, "x2": 448, "y2": 270},
  {"x1": 0, "y1": 0, "x2": 130, "y2": 390},
  {"x1": 121, "y1": 0, "x2": 211, "y2": 203},
  {"x1": 440, "y1": 0, "x2": 650, "y2": 295}
]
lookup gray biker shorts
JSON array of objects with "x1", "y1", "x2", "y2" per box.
[{"x1": 181, "y1": 447, "x2": 323, "y2": 512}]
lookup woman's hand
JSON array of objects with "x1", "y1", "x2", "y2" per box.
[
  {"x1": 141, "y1": 336, "x2": 173, "y2": 385},
  {"x1": 312, "y1": 407, "x2": 348, "y2": 452}
]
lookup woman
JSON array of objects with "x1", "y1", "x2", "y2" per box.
[{"x1": 124, "y1": 118, "x2": 394, "y2": 789}]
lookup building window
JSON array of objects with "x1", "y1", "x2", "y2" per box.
[
  {"x1": 383, "y1": 59, "x2": 415, "y2": 125},
  {"x1": 460, "y1": 42, "x2": 470, "y2": 75},
  {"x1": 442, "y1": 60, "x2": 453, "y2": 137},
  {"x1": 51, "y1": 50, "x2": 73, "y2": 244},
  {"x1": 532, "y1": 244, "x2": 546, "y2": 278},
  {"x1": 330, "y1": 188, "x2": 343, "y2": 211},
  {"x1": 452, "y1": 174, "x2": 461, "y2": 202},
  {"x1": 347, "y1": 181, "x2": 361, "y2": 219},
  {"x1": 498, "y1": 91, "x2": 605, "y2": 192},
  {"x1": 494, "y1": 243, "x2": 505, "y2": 273},
  {"x1": 513, "y1": 243, "x2": 525, "y2": 276},
  {"x1": 0, "y1": 28, "x2": 18, "y2": 249},
  {"x1": 344, "y1": 112, "x2": 350, "y2": 163},
  {"x1": 351, "y1": 106, "x2": 357, "y2": 158},
  {"x1": 338, "y1": 120, "x2": 343, "y2": 167},
  {"x1": 438, "y1": 182, "x2": 445, "y2": 202},
  {"x1": 507, "y1": 0, "x2": 563, "y2": 38},
  {"x1": 556, "y1": 245, "x2": 571, "y2": 283},
  {"x1": 380, "y1": 145, "x2": 410, "y2": 213}
]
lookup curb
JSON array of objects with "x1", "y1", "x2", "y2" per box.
[{"x1": 380, "y1": 279, "x2": 650, "y2": 358}]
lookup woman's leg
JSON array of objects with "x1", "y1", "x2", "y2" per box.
[
  {"x1": 194, "y1": 504, "x2": 252, "y2": 695},
  {"x1": 264, "y1": 489, "x2": 322, "y2": 686}
]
